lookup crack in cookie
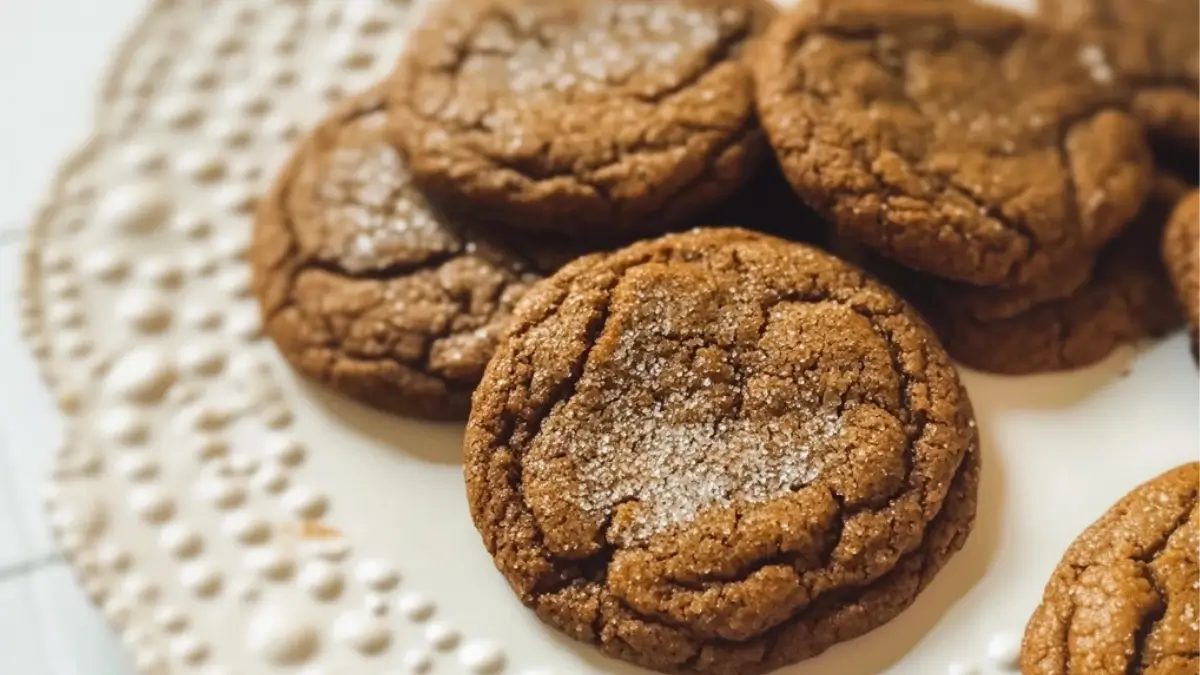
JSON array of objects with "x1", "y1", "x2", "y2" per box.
[{"x1": 1037, "y1": 0, "x2": 1200, "y2": 154}]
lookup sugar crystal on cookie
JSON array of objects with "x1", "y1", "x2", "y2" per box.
[{"x1": 312, "y1": 108, "x2": 459, "y2": 273}]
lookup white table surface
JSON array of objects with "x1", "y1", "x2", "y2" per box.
[{"x1": 0, "y1": 1, "x2": 143, "y2": 673}]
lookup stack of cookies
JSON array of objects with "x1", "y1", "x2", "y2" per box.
[
  {"x1": 755, "y1": 0, "x2": 1198, "y2": 375},
  {"x1": 249, "y1": 0, "x2": 1198, "y2": 673}
]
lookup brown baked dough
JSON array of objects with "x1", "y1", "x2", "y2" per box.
[
  {"x1": 387, "y1": 0, "x2": 775, "y2": 240},
  {"x1": 930, "y1": 254, "x2": 1096, "y2": 323},
  {"x1": 251, "y1": 87, "x2": 584, "y2": 419},
  {"x1": 924, "y1": 176, "x2": 1187, "y2": 375},
  {"x1": 1022, "y1": 462, "x2": 1199, "y2": 675},
  {"x1": 1162, "y1": 189, "x2": 1200, "y2": 353},
  {"x1": 1038, "y1": 0, "x2": 1200, "y2": 154},
  {"x1": 753, "y1": 0, "x2": 1154, "y2": 288},
  {"x1": 465, "y1": 227, "x2": 979, "y2": 674}
]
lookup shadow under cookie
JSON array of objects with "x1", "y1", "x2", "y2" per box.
[
  {"x1": 695, "y1": 156, "x2": 831, "y2": 245},
  {"x1": 298, "y1": 378, "x2": 466, "y2": 467}
]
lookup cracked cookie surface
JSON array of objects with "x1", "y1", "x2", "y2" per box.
[
  {"x1": 464, "y1": 227, "x2": 979, "y2": 674},
  {"x1": 1038, "y1": 0, "x2": 1200, "y2": 155},
  {"x1": 753, "y1": 0, "x2": 1153, "y2": 288},
  {"x1": 251, "y1": 87, "x2": 585, "y2": 419},
  {"x1": 1022, "y1": 462, "x2": 1199, "y2": 675},
  {"x1": 387, "y1": 0, "x2": 774, "y2": 240},
  {"x1": 923, "y1": 175, "x2": 1186, "y2": 375},
  {"x1": 1163, "y1": 189, "x2": 1200, "y2": 354}
]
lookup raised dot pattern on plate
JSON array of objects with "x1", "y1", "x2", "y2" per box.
[{"x1": 22, "y1": 0, "x2": 534, "y2": 672}]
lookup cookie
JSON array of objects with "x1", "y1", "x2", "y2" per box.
[
  {"x1": 1162, "y1": 189, "x2": 1199, "y2": 353},
  {"x1": 387, "y1": 0, "x2": 774, "y2": 240},
  {"x1": 465, "y1": 228, "x2": 980, "y2": 674},
  {"x1": 251, "y1": 87, "x2": 585, "y2": 420},
  {"x1": 924, "y1": 176, "x2": 1187, "y2": 375},
  {"x1": 1038, "y1": 0, "x2": 1200, "y2": 155},
  {"x1": 753, "y1": 0, "x2": 1154, "y2": 288},
  {"x1": 1021, "y1": 462, "x2": 1199, "y2": 675}
]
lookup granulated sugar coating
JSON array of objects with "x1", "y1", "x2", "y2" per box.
[
  {"x1": 1022, "y1": 462, "x2": 1200, "y2": 675},
  {"x1": 465, "y1": 228, "x2": 980, "y2": 674},
  {"x1": 560, "y1": 411, "x2": 836, "y2": 542},
  {"x1": 251, "y1": 87, "x2": 592, "y2": 420},
  {"x1": 387, "y1": 0, "x2": 776, "y2": 239}
]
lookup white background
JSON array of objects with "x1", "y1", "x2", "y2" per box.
[{"x1": 0, "y1": 1, "x2": 141, "y2": 673}]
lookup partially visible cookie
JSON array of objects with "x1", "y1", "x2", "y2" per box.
[
  {"x1": 829, "y1": 233, "x2": 1099, "y2": 324},
  {"x1": 1038, "y1": 0, "x2": 1200, "y2": 154},
  {"x1": 921, "y1": 175, "x2": 1186, "y2": 375},
  {"x1": 465, "y1": 227, "x2": 979, "y2": 674},
  {"x1": 1022, "y1": 462, "x2": 1199, "y2": 675},
  {"x1": 753, "y1": 0, "x2": 1154, "y2": 288},
  {"x1": 251, "y1": 87, "x2": 585, "y2": 419},
  {"x1": 388, "y1": 0, "x2": 775, "y2": 240},
  {"x1": 931, "y1": 254, "x2": 1096, "y2": 323},
  {"x1": 1163, "y1": 190, "x2": 1199, "y2": 352}
]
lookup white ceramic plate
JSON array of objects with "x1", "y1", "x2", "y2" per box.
[{"x1": 21, "y1": 0, "x2": 1198, "y2": 674}]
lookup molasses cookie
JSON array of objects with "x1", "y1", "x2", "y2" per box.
[
  {"x1": 388, "y1": 0, "x2": 774, "y2": 240},
  {"x1": 925, "y1": 176, "x2": 1187, "y2": 375},
  {"x1": 251, "y1": 87, "x2": 585, "y2": 420},
  {"x1": 934, "y1": 254, "x2": 1097, "y2": 323},
  {"x1": 1163, "y1": 190, "x2": 1199, "y2": 353},
  {"x1": 1038, "y1": 0, "x2": 1200, "y2": 155},
  {"x1": 465, "y1": 228, "x2": 980, "y2": 674},
  {"x1": 1022, "y1": 462, "x2": 1199, "y2": 675},
  {"x1": 753, "y1": 0, "x2": 1154, "y2": 288}
]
